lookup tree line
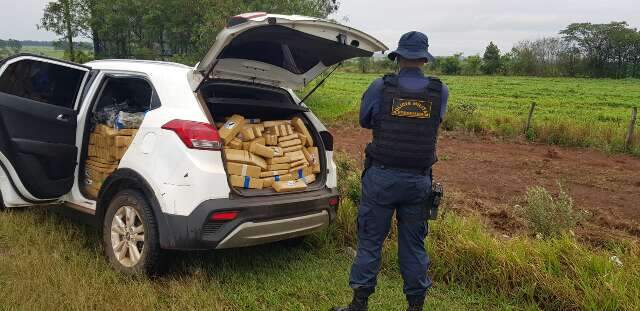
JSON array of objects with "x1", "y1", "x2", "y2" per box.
[
  {"x1": 38, "y1": 0, "x2": 338, "y2": 63},
  {"x1": 353, "y1": 22, "x2": 640, "y2": 79}
]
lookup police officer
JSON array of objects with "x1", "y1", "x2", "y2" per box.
[{"x1": 333, "y1": 31, "x2": 449, "y2": 311}]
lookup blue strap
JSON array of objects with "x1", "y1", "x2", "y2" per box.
[
  {"x1": 297, "y1": 170, "x2": 303, "y2": 178},
  {"x1": 243, "y1": 176, "x2": 250, "y2": 188},
  {"x1": 275, "y1": 175, "x2": 280, "y2": 181}
]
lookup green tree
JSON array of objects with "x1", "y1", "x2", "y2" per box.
[
  {"x1": 79, "y1": 0, "x2": 338, "y2": 63},
  {"x1": 481, "y1": 41, "x2": 501, "y2": 74},
  {"x1": 462, "y1": 55, "x2": 482, "y2": 75},
  {"x1": 440, "y1": 53, "x2": 462, "y2": 75},
  {"x1": 39, "y1": 0, "x2": 90, "y2": 61},
  {"x1": 7, "y1": 39, "x2": 22, "y2": 54}
]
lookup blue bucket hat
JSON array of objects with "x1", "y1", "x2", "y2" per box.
[{"x1": 388, "y1": 31, "x2": 435, "y2": 62}]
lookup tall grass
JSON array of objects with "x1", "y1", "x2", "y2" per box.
[{"x1": 333, "y1": 154, "x2": 640, "y2": 310}]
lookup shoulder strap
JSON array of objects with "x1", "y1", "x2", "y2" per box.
[
  {"x1": 382, "y1": 73, "x2": 399, "y2": 87},
  {"x1": 426, "y1": 76, "x2": 443, "y2": 93}
]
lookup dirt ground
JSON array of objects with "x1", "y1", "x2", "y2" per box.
[{"x1": 331, "y1": 124, "x2": 640, "y2": 244}]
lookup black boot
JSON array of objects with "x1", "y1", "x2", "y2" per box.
[
  {"x1": 406, "y1": 294, "x2": 426, "y2": 311},
  {"x1": 332, "y1": 289, "x2": 370, "y2": 311}
]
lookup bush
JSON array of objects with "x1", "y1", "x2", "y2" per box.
[
  {"x1": 519, "y1": 184, "x2": 582, "y2": 238},
  {"x1": 334, "y1": 153, "x2": 362, "y2": 205}
]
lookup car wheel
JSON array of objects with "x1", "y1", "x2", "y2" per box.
[{"x1": 102, "y1": 189, "x2": 163, "y2": 276}]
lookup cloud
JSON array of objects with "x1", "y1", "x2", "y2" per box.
[{"x1": 332, "y1": 0, "x2": 639, "y2": 55}]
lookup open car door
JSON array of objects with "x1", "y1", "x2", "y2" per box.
[
  {"x1": 0, "y1": 54, "x2": 90, "y2": 202},
  {"x1": 190, "y1": 13, "x2": 388, "y2": 91}
]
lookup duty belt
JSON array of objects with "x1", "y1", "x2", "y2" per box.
[{"x1": 369, "y1": 159, "x2": 430, "y2": 176}]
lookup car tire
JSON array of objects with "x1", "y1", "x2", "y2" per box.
[{"x1": 102, "y1": 189, "x2": 163, "y2": 276}]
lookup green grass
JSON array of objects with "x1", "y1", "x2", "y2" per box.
[
  {"x1": 1, "y1": 155, "x2": 638, "y2": 310},
  {"x1": 303, "y1": 72, "x2": 640, "y2": 154},
  {"x1": 0, "y1": 207, "x2": 521, "y2": 310},
  {"x1": 19, "y1": 46, "x2": 66, "y2": 59}
]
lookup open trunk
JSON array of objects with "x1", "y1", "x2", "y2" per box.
[{"x1": 200, "y1": 80, "x2": 326, "y2": 197}]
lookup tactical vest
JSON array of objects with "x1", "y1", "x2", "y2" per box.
[{"x1": 365, "y1": 74, "x2": 442, "y2": 170}]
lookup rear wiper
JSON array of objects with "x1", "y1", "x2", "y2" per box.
[{"x1": 297, "y1": 62, "x2": 342, "y2": 105}]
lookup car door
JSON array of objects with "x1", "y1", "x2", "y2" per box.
[{"x1": 0, "y1": 54, "x2": 90, "y2": 201}]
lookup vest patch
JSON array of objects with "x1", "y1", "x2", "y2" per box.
[{"x1": 391, "y1": 98, "x2": 432, "y2": 119}]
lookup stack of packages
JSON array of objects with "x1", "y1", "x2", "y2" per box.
[
  {"x1": 218, "y1": 114, "x2": 321, "y2": 193},
  {"x1": 83, "y1": 124, "x2": 138, "y2": 198}
]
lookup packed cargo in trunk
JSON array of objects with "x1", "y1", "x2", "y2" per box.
[{"x1": 201, "y1": 80, "x2": 325, "y2": 196}]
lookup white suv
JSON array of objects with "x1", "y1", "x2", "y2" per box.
[{"x1": 0, "y1": 13, "x2": 386, "y2": 274}]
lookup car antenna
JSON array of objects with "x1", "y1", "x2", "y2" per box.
[{"x1": 297, "y1": 62, "x2": 343, "y2": 105}]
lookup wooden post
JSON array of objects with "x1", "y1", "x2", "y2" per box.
[
  {"x1": 524, "y1": 102, "x2": 536, "y2": 134},
  {"x1": 624, "y1": 107, "x2": 638, "y2": 151}
]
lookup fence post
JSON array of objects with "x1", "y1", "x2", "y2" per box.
[
  {"x1": 624, "y1": 107, "x2": 638, "y2": 151},
  {"x1": 524, "y1": 102, "x2": 536, "y2": 134}
]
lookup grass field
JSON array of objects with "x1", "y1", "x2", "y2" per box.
[
  {"x1": 304, "y1": 72, "x2": 640, "y2": 155},
  {"x1": 1, "y1": 157, "x2": 638, "y2": 310},
  {"x1": 19, "y1": 45, "x2": 66, "y2": 59}
]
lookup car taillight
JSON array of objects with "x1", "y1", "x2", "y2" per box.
[
  {"x1": 329, "y1": 196, "x2": 340, "y2": 207},
  {"x1": 210, "y1": 211, "x2": 239, "y2": 222},
  {"x1": 161, "y1": 119, "x2": 222, "y2": 151}
]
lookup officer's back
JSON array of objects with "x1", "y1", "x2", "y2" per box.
[{"x1": 334, "y1": 31, "x2": 449, "y2": 311}]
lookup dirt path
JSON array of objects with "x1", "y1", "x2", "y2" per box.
[{"x1": 331, "y1": 124, "x2": 640, "y2": 243}]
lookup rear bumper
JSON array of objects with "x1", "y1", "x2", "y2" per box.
[{"x1": 161, "y1": 187, "x2": 339, "y2": 250}]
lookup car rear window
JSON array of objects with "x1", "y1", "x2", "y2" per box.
[{"x1": 0, "y1": 59, "x2": 85, "y2": 109}]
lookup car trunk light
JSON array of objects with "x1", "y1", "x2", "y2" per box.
[
  {"x1": 210, "y1": 211, "x2": 239, "y2": 221},
  {"x1": 162, "y1": 119, "x2": 222, "y2": 151},
  {"x1": 329, "y1": 196, "x2": 339, "y2": 207}
]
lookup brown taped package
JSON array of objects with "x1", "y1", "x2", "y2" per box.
[
  {"x1": 218, "y1": 114, "x2": 245, "y2": 144},
  {"x1": 282, "y1": 145, "x2": 303, "y2": 153},
  {"x1": 273, "y1": 180, "x2": 307, "y2": 193},
  {"x1": 278, "y1": 139, "x2": 302, "y2": 148},
  {"x1": 249, "y1": 143, "x2": 275, "y2": 159},
  {"x1": 239, "y1": 127, "x2": 255, "y2": 141},
  {"x1": 267, "y1": 163, "x2": 290, "y2": 170},
  {"x1": 227, "y1": 138, "x2": 243, "y2": 149},
  {"x1": 299, "y1": 174, "x2": 316, "y2": 184},
  {"x1": 252, "y1": 126, "x2": 263, "y2": 137},
  {"x1": 226, "y1": 162, "x2": 261, "y2": 178},
  {"x1": 242, "y1": 137, "x2": 266, "y2": 150},
  {"x1": 260, "y1": 169, "x2": 290, "y2": 178},
  {"x1": 297, "y1": 133, "x2": 307, "y2": 146},
  {"x1": 261, "y1": 174, "x2": 293, "y2": 187},
  {"x1": 307, "y1": 147, "x2": 321, "y2": 173},
  {"x1": 266, "y1": 156, "x2": 291, "y2": 165},
  {"x1": 115, "y1": 136, "x2": 133, "y2": 148},
  {"x1": 264, "y1": 134, "x2": 278, "y2": 146},
  {"x1": 270, "y1": 146, "x2": 284, "y2": 157},
  {"x1": 289, "y1": 159, "x2": 309, "y2": 169},
  {"x1": 278, "y1": 134, "x2": 298, "y2": 142},
  {"x1": 94, "y1": 124, "x2": 138, "y2": 137},
  {"x1": 263, "y1": 120, "x2": 290, "y2": 128},
  {"x1": 223, "y1": 149, "x2": 267, "y2": 170},
  {"x1": 229, "y1": 175, "x2": 264, "y2": 189},
  {"x1": 290, "y1": 166, "x2": 313, "y2": 179},
  {"x1": 285, "y1": 150, "x2": 306, "y2": 162},
  {"x1": 292, "y1": 117, "x2": 313, "y2": 147},
  {"x1": 84, "y1": 124, "x2": 138, "y2": 199}
]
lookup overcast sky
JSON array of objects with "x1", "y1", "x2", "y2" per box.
[{"x1": 1, "y1": 0, "x2": 638, "y2": 56}]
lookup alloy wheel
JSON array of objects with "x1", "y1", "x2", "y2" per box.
[{"x1": 110, "y1": 205, "x2": 145, "y2": 267}]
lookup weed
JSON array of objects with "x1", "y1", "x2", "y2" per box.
[{"x1": 518, "y1": 184, "x2": 582, "y2": 238}]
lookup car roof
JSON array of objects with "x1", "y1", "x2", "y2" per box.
[{"x1": 85, "y1": 59, "x2": 192, "y2": 75}]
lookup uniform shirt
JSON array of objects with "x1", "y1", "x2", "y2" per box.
[{"x1": 360, "y1": 67, "x2": 449, "y2": 129}]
